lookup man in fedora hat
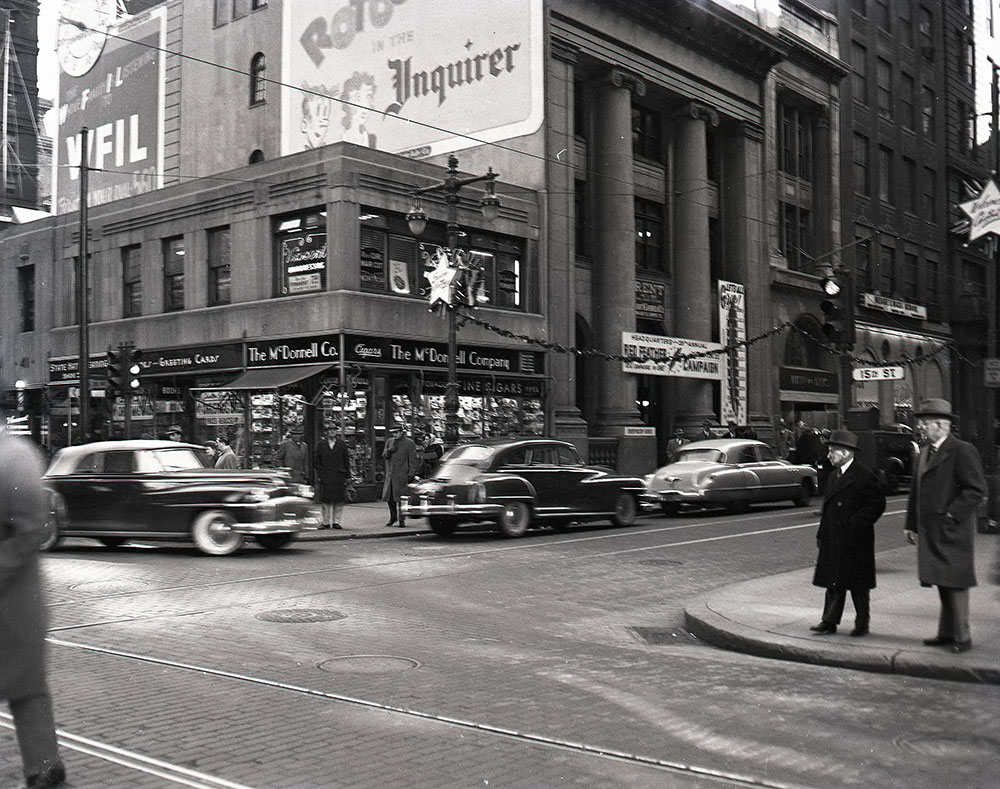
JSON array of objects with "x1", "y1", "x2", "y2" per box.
[
  {"x1": 810, "y1": 430, "x2": 886, "y2": 636},
  {"x1": 905, "y1": 398, "x2": 986, "y2": 653},
  {"x1": 665, "y1": 427, "x2": 688, "y2": 464}
]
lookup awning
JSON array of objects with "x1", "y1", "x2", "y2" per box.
[{"x1": 214, "y1": 363, "x2": 335, "y2": 390}]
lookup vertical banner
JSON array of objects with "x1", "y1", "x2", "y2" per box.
[{"x1": 718, "y1": 280, "x2": 747, "y2": 425}]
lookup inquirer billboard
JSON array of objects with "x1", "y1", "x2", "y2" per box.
[
  {"x1": 281, "y1": 0, "x2": 544, "y2": 158},
  {"x1": 55, "y1": 7, "x2": 166, "y2": 214}
]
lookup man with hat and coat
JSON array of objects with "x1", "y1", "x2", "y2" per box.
[
  {"x1": 904, "y1": 398, "x2": 986, "y2": 653},
  {"x1": 810, "y1": 430, "x2": 887, "y2": 636}
]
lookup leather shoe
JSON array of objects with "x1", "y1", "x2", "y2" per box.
[
  {"x1": 397, "y1": 521, "x2": 407, "y2": 528},
  {"x1": 809, "y1": 622, "x2": 837, "y2": 634},
  {"x1": 849, "y1": 627, "x2": 869, "y2": 637},
  {"x1": 383, "y1": 520, "x2": 397, "y2": 528},
  {"x1": 330, "y1": 523, "x2": 342, "y2": 530},
  {"x1": 26, "y1": 763, "x2": 66, "y2": 788},
  {"x1": 952, "y1": 640, "x2": 972, "y2": 654},
  {"x1": 923, "y1": 636, "x2": 954, "y2": 646}
]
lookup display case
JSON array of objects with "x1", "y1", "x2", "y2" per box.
[{"x1": 321, "y1": 391, "x2": 371, "y2": 482}]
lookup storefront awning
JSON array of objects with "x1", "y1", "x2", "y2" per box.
[{"x1": 216, "y1": 363, "x2": 335, "y2": 390}]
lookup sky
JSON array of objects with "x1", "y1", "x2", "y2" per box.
[{"x1": 38, "y1": 0, "x2": 59, "y2": 134}]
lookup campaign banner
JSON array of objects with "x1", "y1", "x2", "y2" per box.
[
  {"x1": 281, "y1": 0, "x2": 543, "y2": 158},
  {"x1": 621, "y1": 333, "x2": 724, "y2": 380},
  {"x1": 55, "y1": 7, "x2": 166, "y2": 214},
  {"x1": 718, "y1": 280, "x2": 747, "y2": 425}
]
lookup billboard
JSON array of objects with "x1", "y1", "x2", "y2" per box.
[
  {"x1": 55, "y1": 6, "x2": 166, "y2": 214},
  {"x1": 718, "y1": 280, "x2": 747, "y2": 425},
  {"x1": 281, "y1": 0, "x2": 544, "y2": 158},
  {"x1": 621, "y1": 333, "x2": 724, "y2": 380}
]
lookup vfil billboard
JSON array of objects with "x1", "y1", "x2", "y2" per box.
[
  {"x1": 55, "y1": 7, "x2": 166, "y2": 214},
  {"x1": 281, "y1": 0, "x2": 544, "y2": 158}
]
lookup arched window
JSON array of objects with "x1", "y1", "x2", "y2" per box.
[
  {"x1": 783, "y1": 315, "x2": 830, "y2": 370},
  {"x1": 250, "y1": 53, "x2": 266, "y2": 106},
  {"x1": 249, "y1": 149, "x2": 265, "y2": 164}
]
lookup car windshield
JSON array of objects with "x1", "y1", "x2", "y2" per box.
[
  {"x1": 430, "y1": 445, "x2": 497, "y2": 481},
  {"x1": 675, "y1": 448, "x2": 724, "y2": 464},
  {"x1": 152, "y1": 447, "x2": 212, "y2": 471}
]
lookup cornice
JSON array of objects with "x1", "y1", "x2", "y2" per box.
[{"x1": 778, "y1": 30, "x2": 850, "y2": 84}]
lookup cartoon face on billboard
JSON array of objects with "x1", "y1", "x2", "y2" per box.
[{"x1": 282, "y1": 0, "x2": 543, "y2": 158}]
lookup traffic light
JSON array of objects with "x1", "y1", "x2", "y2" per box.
[
  {"x1": 106, "y1": 348, "x2": 125, "y2": 399},
  {"x1": 126, "y1": 349, "x2": 143, "y2": 392},
  {"x1": 819, "y1": 275, "x2": 852, "y2": 350}
]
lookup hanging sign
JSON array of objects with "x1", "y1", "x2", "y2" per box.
[
  {"x1": 718, "y1": 280, "x2": 747, "y2": 425},
  {"x1": 852, "y1": 365, "x2": 905, "y2": 381},
  {"x1": 958, "y1": 179, "x2": 1000, "y2": 241}
]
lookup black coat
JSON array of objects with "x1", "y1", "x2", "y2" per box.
[
  {"x1": 812, "y1": 460, "x2": 886, "y2": 590},
  {"x1": 315, "y1": 439, "x2": 351, "y2": 504}
]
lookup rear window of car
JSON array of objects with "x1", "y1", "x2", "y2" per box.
[
  {"x1": 676, "y1": 448, "x2": 723, "y2": 464},
  {"x1": 152, "y1": 448, "x2": 212, "y2": 471},
  {"x1": 441, "y1": 445, "x2": 495, "y2": 466}
]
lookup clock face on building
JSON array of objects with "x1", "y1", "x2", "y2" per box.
[{"x1": 57, "y1": 0, "x2": 117, "y2": 77}]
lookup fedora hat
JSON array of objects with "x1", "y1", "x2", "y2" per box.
[
  {"x1": 166, "y1": 424, "x2": 183, "y2": 435},
  {"x1": 914, "y1": 398, "x2": 957, "y2": 421},
  {"x1": 824, "y1": 430, "x2": 859, "y2": 450}
]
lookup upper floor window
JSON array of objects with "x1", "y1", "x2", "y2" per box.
[
  {"x1": 878, "y1": 244, "x2": 896, "y2": 293},
  {"x1": 959, "y1": 101, "x2": 976, "y2": 152},
  {"x1": 122, "y1": 245, "x2": 142, "y2": 318},
  {"x1": 878, "y1": 146, "x2": 894, "y2": 204},
  {"x1": 922, "y1": 167, "x2": 937, "y2": 217},
  {"x1": 918, "y1": 6, "x2": 934, "y2": 58},
  {"x1": 853, "y1": 133, "x2": 870, "y2": 196},
  {"x1": 250, "y1": 53, "x2": 266, "y2": 106},
  {"x1": 855, "y1": 235, "x2": 873, "y2": 291},
  {"x1": 851, "y1": 42, "x2": 867, "y2": 103},
  {"x1": 252, "y1": 0, "x2": 267, "y2": 8},
  {"x1": 635, "y1": 198, "x2": 664, "y2": 271},
  {"x1": 17, "y1": 264, "x2": 34, "y2": 332},
  {"x1": 900, "y1": 73, "x2": 915, "y2": 129},
  {"x1": 924, "y1": 256, "x2": 940, "y2": 319},
  {"x1": 208, "y1": 227, "x2": 232, "y2": 306},
  {"x1": 876, "y1": 58, "x2": 892, "y2": 119},
  {"x1": 873, "y1": 0, "x2": 890, "y2": 29},
  {"x1": 851, "y1": 0, "x2": 866, "y2": 15},
  {"x1": 920, "y1": 85, "x2": 935, "y2": 140},
  {"x1": 162, "y1": 237, "x2": 185, "y2": 312},
  {"x1": 902, "y1": 156, "x2": 917, "y2": 213},
  {"x1": 573, "y1": 80, "x2": 587, "y2": 140},
  {"x1": 574, "y1": 180, "x2": 590, "y2": 258},
  {"x1": 901, "y1": 252, "x2": 918, "y2": 300},
  {"x1": 778, "y1": 100, "x2": 813, "y2": 181},
  {"x1": 899, "y1": 0, "x2": 913, "y2": 47},
  {"x1": 275, "y1": 209, "x2": 326, "y2": 295},
  {"x1": 631, "y1": 105, "x2": 662, "y2": 162},
  {"x1": 779, "y1": 203, "x2": 811, "y2": 273}
]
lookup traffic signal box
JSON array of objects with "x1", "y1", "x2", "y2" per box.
[
  {"x1": 819, "y1": 276, "x2": 852, "y2": 350},
  {"x1": 106, "y1": 348, "x2": 125, "y2": 399},
  {"x1": 127, "y1": 349, "x2": 143, "y2": 391}
]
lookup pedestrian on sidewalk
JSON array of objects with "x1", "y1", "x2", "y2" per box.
[
  {"x1": 315, "y1": 425, "x2": 350, "y2": 529},
  {"x1": 0, "y1": 398, "x2": 67, "y2": 788},
  {"x1": 382, "y1": 423, "x2": 418, "y2": 527},
  {"x1": 904, "y1": 399, "x2": 987, "y2": 654},
  {"x1": 213, "y1": 435, "x2": 239, "y2": 469},
  {"x1": 665, "y1": 427, "x2": 688, "y2": 464},
  {"x1": 810, "y1": 430, "x2": 886, "y2": 637},
  {"x1": 274, "y1": 428, "x2": 309, "y2": 484}
]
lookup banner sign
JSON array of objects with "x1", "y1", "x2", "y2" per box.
[
  {"x1": 137, "y1": 344, "x2": 244, "y2": 376},
  {"x1": 48, "y1": 353, "x2": 109, "y2": 384},
  {"x1": 247, "y1": 335, "x2": 342, "y2": 367},
  {"x1": 344, "y1": 334, "x2": 545, "y2": 375},
  {"x1": 860, "y1": 292, "x2": 928, "y2": 320},
  {"x1": 958, "y1": 178, "x2": 1000, "y2": 241},
  {"x1": 621, "y1": 332, "x2": 724, "y2": 379},
  {"x1": 55, "y1": 7, "x2": 166, "y2": 213},
  {"x1": 281, "y1": 0, "x2": 543, "y2": 159},
  {"x1": 718, "y1": 280, "x2": 747, "y2": 425}
]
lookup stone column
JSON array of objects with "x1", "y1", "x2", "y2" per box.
[
  {"x1": 672, "y1": 102, "x2": 718, "y2": 427},
  {"x1": 593, "y1": 68, "x2": 646, "y2": 433}
]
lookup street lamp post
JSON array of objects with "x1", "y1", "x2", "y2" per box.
[{"x1": 407, "y1": 155, "x2": 500, "y2": 448}]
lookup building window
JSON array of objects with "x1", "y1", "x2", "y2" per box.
[
  {"x1": 922, "y1": 167, "x2": 936, "y2": 217},
  {"x1": 780, "y1": 203, "x2": 811, "y2": 273},
  {"x1": 958, "y1": 34, "x2": 975, "y2": 84},
  {"x1": 920, "y1": 85, "x2": 935, "y2": 139},
  {"x1": 924, "y1": 255, "x2": 939, "y2": 319},
  {"x1": 853, "y1": 133, "x2": 870, "y2": 196},
  {"x1": 213, "y1": 0, "x2": 228, "y2": 25},
  {"x1": 122, "y1": 245, "x2": 142, "y2": 318},
  {"x1": 851, "y1": 0, "x2": 866, "y2": 15},
  {"x1": 250, "y1": 53, "x2": 266, "y2": 106},
  {"x1": 249, "y1": 149, "x2": 265, "y2": 164},
  {"x1": 989, "y1": 0, "x2": 995, "y2": 36},
  {"x1": 573, "y1": 80, "x2": 587, "y2": 140},
  {"x1": 900, "y1": 73, "x2": 915, "y2": 129},
  {"x1": 902, "y1": 156, "x2": 917, "y2": 213},
  {"x1": 574, "y1": 180, "x2": 590, "y2": 257},
  {"x1": 631, "y1": 104, "x2": 662, "y2": 162},
  {"x1": 634, "y1": 198, "x2": 664, "y2": 271},
  {"x1": 878, "y1": 146, "x2": 893, "y2": 204},
  {"x1": 856, "y1": 234, "x2": 873, "y2": 291},
  {"x1": 779, "y1": 100, "x2": 813, "y2": 181},
  {"x1": 899, "y1": 0, "x2": 913, "y2": 47},
  {"x1": 902, "y1": 252, "x2": 918, "y2": 300},
  {"x1": 878, "y1": 244, "x2": 896, "y2": 293},
  {"x1": 275, "y1": 209, "x2": 326, "y2": 295},
  {"x1": 208, "y1": 227, "x2": 232, "y2": 306},
  {"x1": 851, "y1": 42, "x2": 867, "y2": 103},
  {"x1": 959, "y1": 101, "x2": 976, "y2": 152},
  {"x1": 918, "y1": 6, "x2": 934, "y2": 58},
  {"x1": 873, "y1": 0, "x2": 890, "y2": 29},
  {"x1": 162, "y1": 237, "x2": 185, "y2": 311},
  {"x1": 17, "y1": 264, "x2": 34, "y2": 332},
  {"x1": 252, "y1": 0, "x2": 267, "y2": 8},
  {"x1": 876, "y1": 58, "x2": 892, "y2": 119}
]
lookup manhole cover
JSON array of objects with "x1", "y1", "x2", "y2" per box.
[
  {"x1": 318, "y1": 655, "x2": 419, "y2": 674},
  {"x1": 256, "y1": 609, "x2": 347, "y2": 623},
  {"x1": 894, "y1": 735, "x2": 1000, "y2": 759},
  {"x1": 639, "y1": 559, "x2": 683, "y2": 567},
  {"x1": 69, "y1": 580, "x2": 150, "y2": 594},
  {"x1": 629, "y1": 626, "x2": 701, "y2": 646}
]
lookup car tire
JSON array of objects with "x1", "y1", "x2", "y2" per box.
[
  {"x1": 255, "y1": 533, "x2": 295, "y2": 550},
  {"x1": 661, "y1": 502, "x2": 679, "y2": 518},
  {"x1": 40, "y1": 491, "x2": 65, "y2": 552},
  {"x1": 792, "y1": 480, "x2": 814, "y2": 507},
  {"x1": 611, "y1": 493, "x2": 638, "y2": 527},
  {"x1": 99, "y1": 537, "x2": 128, "y2": 548},
  {"x1": 429, "y1": 516, "x2": 457, "y2": 538},
  {"x1": 497, "y1": 501, "x2": 531, "y2": 538},
  {"x1": 191, "y1": 510, "x2": 245, "y2": 556}
]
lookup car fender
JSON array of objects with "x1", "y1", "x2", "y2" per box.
[{"x1": 478, "y1": 472, "x2": 536, "y2": 501}]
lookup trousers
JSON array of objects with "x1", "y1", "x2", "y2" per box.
[
  {"x1": 936, "y1": 586, "x2": 971, "y2": 642},
  {"x1": 8, "y1": 691, "x2": 60, "y2": 778},
  {"x1": 822, "y1": 587, "x2": 870, "y2": 627}
]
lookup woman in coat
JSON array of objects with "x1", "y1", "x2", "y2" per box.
[
  {"x1": 315, "y1": 425, "x2": 351, "y2": 529},
  {"x1": 811, "y1": 430, "x2": 886, "y2": 637},
  {"x1": 0, "y1": 420, "x2": 66, "y2": 787}
]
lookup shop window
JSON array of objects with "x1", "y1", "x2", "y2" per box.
[
  {"x1": 274, "y1": 209, "x2": 327, "y2": 295},
  {"x1": 631, "y1": 104, "x2": 662, "y2": 162},
  {"x1": 17, "y1": 264, "x2": 34, "y2": 332},
  {"x1": 250, "y1": 53, "x2": 266, "y2": 106},
  {"x1": 208, "y1": 227, "x2": 232, "y2": 306},
  {"x1": 122, "y1": 245, "x2": 142, "y2": 317},
  {"x1": 162, "y1": 237, "x2": 184, "y2": 312},
  {"x1": 635, "y1": 197, "x2": 664, "y2": 272}
]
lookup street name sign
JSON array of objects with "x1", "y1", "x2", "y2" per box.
[
  {"x1": 852, "y1": 365, "x2": 905, "y2": 381},
  {"x1": 985, "y1": 358, "x2": 1000, "y2": 388}
]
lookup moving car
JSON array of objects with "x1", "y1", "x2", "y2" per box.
[
  {"x1": 645, "y1": 439, "x2": 817, "y2": 515},
  {"x1": 400, "y1": 438, "x2": 647, "y2": 538},
  {"x1": 42, "y1": 440, "x2": 322, "y2": 556}
]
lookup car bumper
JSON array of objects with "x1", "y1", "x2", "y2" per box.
[
  {"x1": 646, "y1": 489, "x2": 713, "y2": 505},
  {"x1": 401, "y1": 495, "x2": 504, "y2": 520},
  {"x1": 234, "y1": 498, "x2": 323, "y2": 533}
]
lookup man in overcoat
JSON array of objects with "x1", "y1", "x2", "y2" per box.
[
  {"x1": 382, "y1": 424, "x2": 419, "y2": 527},
  {"x1": 810, "y1": 430, "x2": 886, "y2": 637},
  {"x1": 904, "y1": 398, "x2": 986, "y2": 653},
  {"x1": 275, "y1": 428, "x2": 309, "y2": 483},
  {"x1": 315, "y1": 425, "x2": 351, "y2": 529},
  {"x1": 0, "y1": 413, "x2": 66, "y2": 787}
]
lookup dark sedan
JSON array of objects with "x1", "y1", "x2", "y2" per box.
[
  {"x1": 400, "y1": 438, "x2": 647, "y2": 538},
  {"x1": 43, "y1": 440, "x2": 322, "y2": 556}
]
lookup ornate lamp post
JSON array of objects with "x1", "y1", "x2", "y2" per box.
[{"x1": 407, "y1": 155, "x2": 500, "y2": 448}]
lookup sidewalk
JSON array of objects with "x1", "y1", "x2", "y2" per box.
[
  {"x1": 684, "y1": 535, "x2": 1000, "y2": 685},
  {"x1": 296, "y1": 500, "x2": 432, "y2": 540}
]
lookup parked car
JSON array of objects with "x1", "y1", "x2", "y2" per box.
[
  {"x1": 855, "y1": 425, "x2": 919, "y2": 493},
  {"x1": 42, "y1": 440, "x2": 322, "y2": 556},
  {"x1": 645, "y1": 439, "x2": 817, "y2": 516},
  {"x1": 400, "y1": 438, "x2": 647, "y2": 538}
]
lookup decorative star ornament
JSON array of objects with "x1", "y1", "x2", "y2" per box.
[
  {"x1": 959, "y1": 179, "x2": 1000, "y2": 241},
  {"x1": 425, "y1": 247, "x2": 459, "y2": 307}
]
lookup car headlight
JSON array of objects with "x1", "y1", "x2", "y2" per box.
[
  {"x1": 470, "y1": 482, "x2": 487, "y2": 503},
  {"x1": 291, "y1": 483, "x2": 314, "y2": 499}
]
